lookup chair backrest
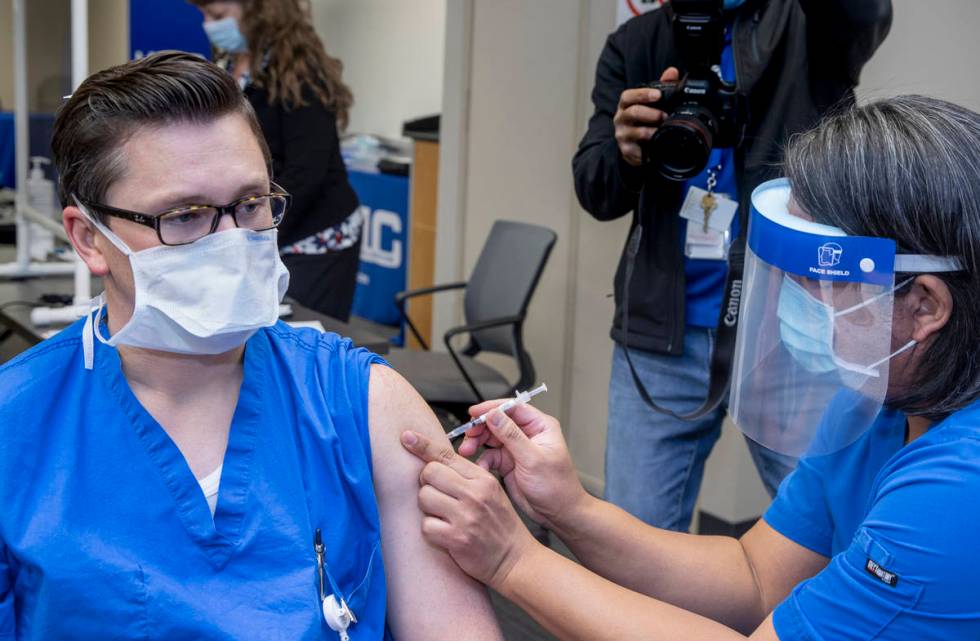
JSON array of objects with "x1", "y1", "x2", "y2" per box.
[{"x1": 463, "y1": 220, "x2": 556, "y2": 361}]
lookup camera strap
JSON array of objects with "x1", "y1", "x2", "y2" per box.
[{"x1": 620, "y1": 223, "x2": 745, "y2": 420}]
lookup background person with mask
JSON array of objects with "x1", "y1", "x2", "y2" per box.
[
  {"x1": 404, "y1": 95, "x2": 980, "y2": 641},
  {"x1": 192, "y1": 0, "x2": 362, "y2": 322},
  {"x1": 0, "y1": 52, "x2": 502, "y2": 640},
  {"x1": 574, "y1": 0, "x2": 893, "y2": 530}
]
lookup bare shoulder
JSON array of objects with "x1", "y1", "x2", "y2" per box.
[
  {"x1": 365, "y1": 364, "x2": 449, "y2": 497},
  {"x1": 366, "y1": 364, "x2": 420, "y2": 417},
  {"x1": 367, "y1": 364, "x2": 448, "y2": 453}
]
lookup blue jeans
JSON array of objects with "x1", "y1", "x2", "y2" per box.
[{"x1": 605, "y1": 327, "x2": 797, "y2": 531}]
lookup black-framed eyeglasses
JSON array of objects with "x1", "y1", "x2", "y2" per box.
[{"x1": 79, "y1": 184, "x2": 291, "y2": 246}]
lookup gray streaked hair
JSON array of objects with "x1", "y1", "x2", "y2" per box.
[{"x1": 784, "y1": 95, "x2": 980, "y2": 420}]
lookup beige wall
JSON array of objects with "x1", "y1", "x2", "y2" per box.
[
  {"x1": 440, "y1": 0, "x2": 980, "y2": 509},
  {"x1": 859, "y1": 0, "x2": 980, "y2": 109},
  {"x1": 439, "y1": 0, "x2": 621, "y2": 492},
  {"x1": 0, "y1": 0, "x2": 127, "y2": 111},
  {"x1": 311, "y1": 0, "x2": 446, "y2": 139},
  {"x1": 89, "y1": 0, "x2": 129, "y2": 77},
  {"x1": 0, "y1": 2, "x2": 12, "y2": 110},
  {"x1": 0, "y1": 0, "x2": 70, "y2": 112},
  {"x1": 460, "y1": 0, "x2": 595, "y2": 492},
  {"x1": 28, "y1": 0, "x2": 70, "y2": 111}
]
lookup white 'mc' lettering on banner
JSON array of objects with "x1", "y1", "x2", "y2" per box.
[{"x1": 359, "y1": 206, "x2": 403, "y2": 269}]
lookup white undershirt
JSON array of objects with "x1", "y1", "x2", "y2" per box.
[{"x1": 197, "y1": 465, "x2": 223, "y2": 517}]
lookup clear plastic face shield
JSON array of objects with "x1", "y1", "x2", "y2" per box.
[{"x1": 730, "y1": 179, "x2": 961, "y2": 457}]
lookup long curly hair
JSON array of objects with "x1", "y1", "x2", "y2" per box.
[{"x1": 192, "y1": 0, "x2": 353, "y2": 129}]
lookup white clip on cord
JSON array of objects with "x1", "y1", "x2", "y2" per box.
[
  {"x1": 322, "y1": 594, "x2": 357, "y2": 641},
  {"x1": 315, "y1": 528, "x2": 357, "y2": 640}
]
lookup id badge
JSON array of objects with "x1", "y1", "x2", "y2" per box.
[
  {"x1": 685, "y1": 227, "x2": 730, "y2": 260},
  {"x1": 679, "y1": 186, "x2": 737, "y2": 261}
]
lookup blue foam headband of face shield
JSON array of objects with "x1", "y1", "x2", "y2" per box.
[{"x1": 749, "y1": 178, "x2": 962, "y2": 285}]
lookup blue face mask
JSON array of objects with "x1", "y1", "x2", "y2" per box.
[
  {"x1": 724, "y1": 0, "x2": 747, "y2": 9},
  {"x1": 203, "y1": 17, "x2": 248, "y2": 53},
  {"x1": 777, "y1": 275, "x2": 916, "y2": 384},
  {"x1": 777, "y1": 276, "x2": 838, "y2": 373}
]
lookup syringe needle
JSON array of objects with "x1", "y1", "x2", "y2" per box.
[
  {"x1": 445, "y1": 417, "x2": 482, "y2": 441},
  {"x1": 445, "y1": 383, "x2": 548, "y2": 441}
]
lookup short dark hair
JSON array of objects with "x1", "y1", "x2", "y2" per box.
[
  {"x1": 785, "y1": 95, "x2": 980, "y2": 420},
  {"x1": 51, "y1": 51, "x2": 270, "y2": 220}
]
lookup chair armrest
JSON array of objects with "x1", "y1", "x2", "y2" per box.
[
  {"x1": 443, "y1": 315, "x2": 524, "y2": 341},
  {"x1": 396, "y1": 281, "x2": 468, "y2": 350},
  {"x1": 394, "y1": 281, "x2": 467, "y2": 305},
  {"x1": 443, "y1": 315, "x2": 524, "y2": 402}
]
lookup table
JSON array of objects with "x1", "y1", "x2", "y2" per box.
[{"x1": 0, "y1": 274, "x2": 391, "y2": 357}]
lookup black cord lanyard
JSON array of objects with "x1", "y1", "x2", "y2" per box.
[{"x1": 619, "y1": 193, "x2": 746, "y2": 421}]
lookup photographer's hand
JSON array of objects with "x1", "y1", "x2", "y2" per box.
[{"x1": 614, "y1": 66, "x2": 680, "y2": 166}]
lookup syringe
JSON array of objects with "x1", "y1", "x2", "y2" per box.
[{"x1": 446, "y1": 383, "x2": 548, "y2": 440}]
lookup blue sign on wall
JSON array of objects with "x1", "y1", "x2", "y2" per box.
[
  {"x1": 130, "y1": 2, "x2": 212, "y2": 60},
  {"x1": 348, "y1": 170, "x2": 410, "y2": 330},
  {"x1": 0, "y1": 113, "x2": 58, "y2": 189}
]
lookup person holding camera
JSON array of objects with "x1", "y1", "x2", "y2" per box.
[{"x1": 573, "y1": 0, "x2": 892, "y2": 530}]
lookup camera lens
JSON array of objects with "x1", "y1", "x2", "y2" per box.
[{"x1": 648, "y1": 105, "x2": 716, "y2": 181}]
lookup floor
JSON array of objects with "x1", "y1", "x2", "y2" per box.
[
  {"x1": 492, "y1": 589, "x2": 558, "y2": 641},
  {"x1": 489, "y1": 527, "x2": 569, "y2": 641}
]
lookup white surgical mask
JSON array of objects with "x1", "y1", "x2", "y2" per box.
[
  {"x1": 777, "y1": 275, "x2": 916, "y2": 386},
  {"x1": 78, "y1": 203, "x2": 289, "y2": 369}
]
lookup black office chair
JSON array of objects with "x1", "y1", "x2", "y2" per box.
[{"x1": 385, "y1": 220, "x2": 557, "y2": 422}]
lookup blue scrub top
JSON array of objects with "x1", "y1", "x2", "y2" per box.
[
  {"x1": 765, "y1": 399, "x2": 980, "y2": 640},
  {"x1": 0, "y1": 320, "x2": 394, "y2": 640}
]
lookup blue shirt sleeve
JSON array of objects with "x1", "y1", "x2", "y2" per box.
[
  {"x1": 0, "y1": 542, "x2": 13, "y2": 640},
  {"x1": 312, "y1": 331, "x2": 389, "y2": 469},
  {"x1": 764, "y1": 455, "x2": 835, "y2": 558},
  {"x1": 773, "y1": 430, "x2": 980, "y2": 641}
]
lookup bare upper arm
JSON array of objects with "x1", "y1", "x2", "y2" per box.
[
  {"x1": 367, "y1": 364, "x2": 503, "y2": 641},
  {"x1": 739, "y1": 520, "x2": 829, "y2": 616}
]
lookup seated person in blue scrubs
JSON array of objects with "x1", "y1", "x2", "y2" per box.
[
  {"x1": 0, "y1": 52, "x2": 502, "y2": 641},
  {"x1": 399, "y1": 95, "x2": 980, "y2": 641}
]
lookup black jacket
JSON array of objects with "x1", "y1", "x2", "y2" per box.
[
  {"x1": 246, "y1": 84, "x2": 359, "y2": 248},
  {"x1": 572, "y1": 0, "x2": 892, "y2": 355}
]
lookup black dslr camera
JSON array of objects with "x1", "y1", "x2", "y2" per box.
[{"x1": 643, "y1": 0, "x2": 746, "y2": 181}]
